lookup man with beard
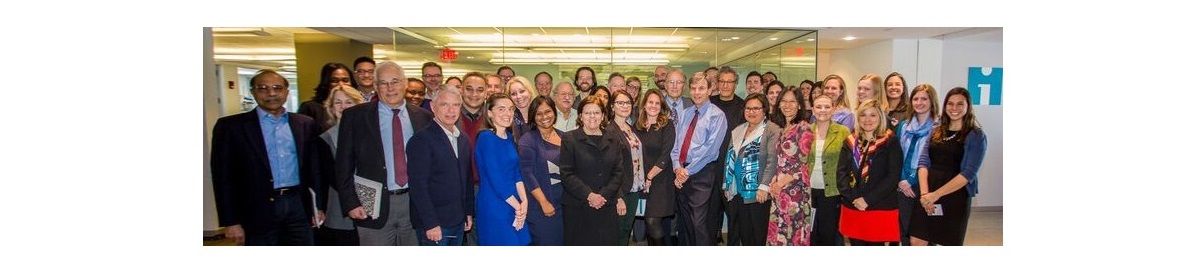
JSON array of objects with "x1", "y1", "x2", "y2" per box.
[
  {"x1": 573, "y1": 66, "x2": 596, "y2": 110},
  {"x1": 654, "y1": 65, "x2": 669, "y2": 90}
]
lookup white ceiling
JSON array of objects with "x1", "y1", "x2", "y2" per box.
[{"x1": 211, "y1": 27, "x2": 995, "y2": 72}]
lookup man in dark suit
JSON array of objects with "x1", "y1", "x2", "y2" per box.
[
  {"x1": 407, "y1": 88, "x2": 475, "y2": 246},
  {"x1": 211, "y1": 69, "x2": 323, "y2": 246},
  {"x1": 335, "y1": 61, "x2": 433, "y2": 246}
]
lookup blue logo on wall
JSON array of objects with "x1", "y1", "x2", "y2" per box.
[{"x1": 967, "y1": 67, "x2": 1002, "y2": 105}]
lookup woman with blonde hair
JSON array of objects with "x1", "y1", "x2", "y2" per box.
[
  {"x1": 507, "y1": 76, "x2": 538, "y2": 139},
  {"x1": 822, "y1": 74, "x2": 855, "y2": 132},
  {"x1": 836, "y1": 99, "x2": 903, "y2": 246},
  {"x1": 316, "y1": 85, "x2": 365, "y2": 245},
  {"x1": 807, "y1": 93, "x2": 851, "y2": 246}
]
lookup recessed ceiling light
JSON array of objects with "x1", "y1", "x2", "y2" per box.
[
  {"x1": 843, "y1": 36, "x2": 857, "y2": 41},
  {"x1": 693, "y1": 37, "x2": 702, "y2": 40},
  {"x1": 720, "y1": 38, "x2": 731, "y2": 42},
  {"x1": 699, "y1": 51, "x2": 708, "y2": 54},
  {"x1": 731, "y1": 36, "x2": 740, "y2": 40},
  {"x1": 531, "y1": 33, "x2": 540, "y2": 36},
  {"x1": 467, "y1": 56, "x2": 474, "y2": 59},
  {"x1": 769, "y1": 37, "x2": 778, "y2": 41},
  {"x1": 807, "y1": 38, "x2": 815, "y2": 41}
]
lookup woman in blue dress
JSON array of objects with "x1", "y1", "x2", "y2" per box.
[
  {"x1": 519, "y1": 96, "x2": 565, "y2": 245},
  {"x1": 473, "y1": 93, "x2": 531, "y2": 246}
]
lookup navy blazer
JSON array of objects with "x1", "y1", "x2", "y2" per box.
[
  {"x1": 406, "y1": 122, "x2": 475, "y2": 232},
  {"x1": 335, "y1": 101, "x2": 432, "y2": 229},
  {"x1": 210, "y1": 109, "x2": 323, "y2": 233}
]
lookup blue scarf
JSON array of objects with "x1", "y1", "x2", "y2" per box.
[{"x1": 900, "y1": 116, "x2": 935, "y2": 174}]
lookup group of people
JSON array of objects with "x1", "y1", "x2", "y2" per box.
[{"x1": 210, "y1": 57, "x2": 988, "y2": 246}]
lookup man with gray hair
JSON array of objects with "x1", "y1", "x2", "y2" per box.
[
  {"x1": 406, "y1": 87, "x2": 474, "y2": 246},
  {"x1": 336, "y1": 61, "x2": 433, "y2": 246}
]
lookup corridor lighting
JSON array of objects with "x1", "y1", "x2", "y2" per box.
[{"x1": 843, "y1": 36, "x2": 857, "y2": 41}]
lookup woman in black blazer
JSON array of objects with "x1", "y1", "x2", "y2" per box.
[
  {"x1": 559, "y1": 95, "x2": 629, "y2": 246},
  {"x1": 837, "y1": 99, "x2": 904, "y2": 246}
]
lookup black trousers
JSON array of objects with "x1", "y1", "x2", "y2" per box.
[
  {"x1": 810, "y1": 188, "x2": 844, "y2": 246},
  {"x1": 676, "y1": 164, "x2": 717, "y2": 246},
  {"x1": 244, "y1": 191, "x2": 314, "y2": 246},
  {"x1": 725, "y1": 195, "x2": 771, "y2": 246}
]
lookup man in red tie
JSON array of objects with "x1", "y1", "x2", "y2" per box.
[
  {"x1": 335, "y1": 61, "x2": 433, "y2": 246},
  {"x1": 670, "y1": 71, "x2": 727, "y2": 246}
]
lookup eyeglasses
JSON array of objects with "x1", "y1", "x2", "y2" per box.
[
  {"x1": 355, "y1": 69, "x2": 374, "y2": 74},
  {"x1": 615, "y1": 100, "x2": 632, "y2": 106},
  {"x1": 666, "y1": 80, "x2": 684, "y2": 85},
  {"x1": 422, "y1": 74, "x2": 443, "y2": 78},
  {"x1": 253, "y1": 85, "x2": 287, "y2": 93},
  {"x1": 745, "y1": 107, "x2": 764, "y2": 112}
]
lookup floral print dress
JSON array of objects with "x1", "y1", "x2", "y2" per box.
[{"x1": 766, "y1": 123, "x2": 814, "y2": 246}]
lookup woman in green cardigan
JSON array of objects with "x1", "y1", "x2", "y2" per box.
[{"x1": 807, "y1": 94, "x2": 851, "y2": 246}]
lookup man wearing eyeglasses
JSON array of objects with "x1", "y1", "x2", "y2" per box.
[
  {"x1": 354, "y1": 57, "x2": 377, "y2": 102},
  {"x1": 708, "y1": 66, "x2": 745, "y2": 246},
  {"x1": 335, "y1": 61, "x2": 433, "y2": 246},
  {"x1": 422, "y1": 62, "x2": 445, "y2": 101},
  {"x1": 211, "y1": 69, "x2": 323, "y2": 245},
  {"x1": 553, "y1": 82, "x2": 578, "y2": 132}
]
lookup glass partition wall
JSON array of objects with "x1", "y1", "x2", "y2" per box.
[{"x1": 378, "y1": 27, "x2": 817, "y2": 97}]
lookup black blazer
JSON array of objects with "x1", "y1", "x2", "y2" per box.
[
  {"x1": 558, "y1": 127, "x2": 629, "y2": 207},
  {"x1": 837, "y1": 133, "x2": 903, "y2": 210},
  {"x1": 335, "y1": 101, "x2": 432, "y2": 229},
  {"x1": 210, "y1": 110, "x2": 323, "y2": 233},
  {"x1": 406, "y1": 123, "x2": 475, "y2": 232}
]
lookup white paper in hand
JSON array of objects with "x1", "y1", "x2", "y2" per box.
[{"x1": 929, "y1": 204, "x2": 944, "y2": 216}]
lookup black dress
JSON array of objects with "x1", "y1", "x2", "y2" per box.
[
  {"x1": 909, "y1": 130, "x2": 969, "y2": 246},
  {"x1": 634, "y1": 121, "x2": 676, "y2": 218}
]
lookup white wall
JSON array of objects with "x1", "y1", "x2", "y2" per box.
[
  {"x1": 825, "y1": 29, "x2": 1003, "y2": 208},
  {"x1": 203, "y1": 28, "x2": 219, "y2": 234},
  {"x1": 829, "y1": 40, "x2": 893, "y2": 108},
  {"x1": 940, "y1": 29, "x2": 1003, "y2": 207}
]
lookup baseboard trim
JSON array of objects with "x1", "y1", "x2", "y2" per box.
[
  {"x1": 204, "y1": 229, "x2": 225, "y2": 241},
  {"x1": 973, "y1": 206, "x2": 1002, "y2": 212}
]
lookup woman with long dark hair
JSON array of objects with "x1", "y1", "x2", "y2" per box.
[
  {"x1": 518, "y1": 96, "x2": 565, "y2": 245},
  {"x1": 474, "y1": 93, "x2": 531, "y2": 246},
  {"x1": 300, "y1": 62, "x2": 357, "y2": 132},
  {"x1": 909, "y1": 87, "x2": 988, "y2": 246}
]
